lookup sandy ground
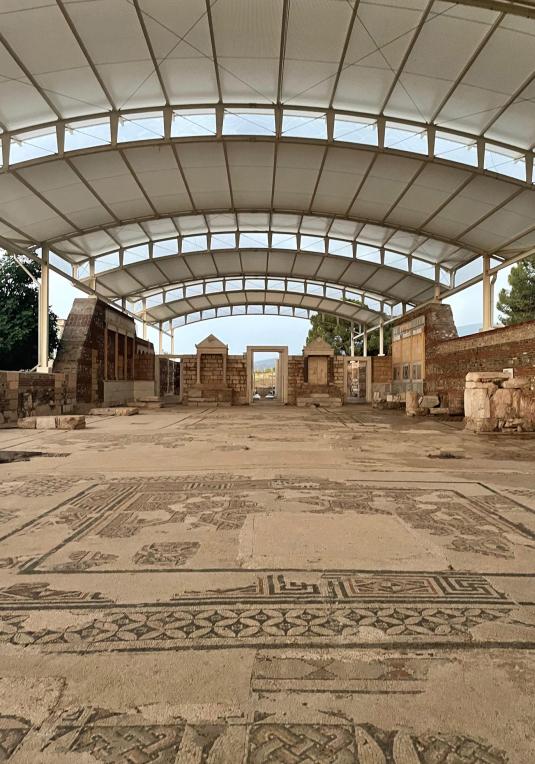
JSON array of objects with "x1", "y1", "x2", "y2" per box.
[{"x1": 0, "y1": 403, "x2": 533, "y2": 762}]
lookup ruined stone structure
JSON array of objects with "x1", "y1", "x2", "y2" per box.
[
  {"x1": 0, "y1": 371, "x2": 74, "y2": 428},
  {"x1": 50, "y1": 298, "x2": 179, "y2": 409},
  {"x1": 464, "y1": 372, "x2": 535, "y2": 433}
]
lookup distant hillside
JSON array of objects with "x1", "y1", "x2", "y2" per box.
[
  {"x1": 457, "y1": 323, "x2": 482, "y2": 336},
  {"x1": 254, "y1": 357, "x2": 278, "y2": 371}
]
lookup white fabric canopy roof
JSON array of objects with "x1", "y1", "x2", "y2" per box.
[{"x1": 1, "y1": 0, "x2": 535, "y2": 325}]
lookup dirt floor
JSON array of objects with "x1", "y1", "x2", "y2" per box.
[{"x1": 0, "y1": 403, "x2": 533, "y2": 762}]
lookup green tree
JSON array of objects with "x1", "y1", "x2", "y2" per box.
[
  {"x1": 497, "y1": 255, "x2": 535, "y2": 326},
  {"x1": 306, "y1": 313, "x2": 391, "y2": 355},
  {"x1": 0, "y1": 253, "x2": 59, "y2": 370}
]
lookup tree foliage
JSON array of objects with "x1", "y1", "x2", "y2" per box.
[
  {"x1": 0, "y1": 254, "x2": 59, "y2": 370},
  {"x1": 496, "y1": 255, "x2": 535, "y2": 326},
  {"x1": 306, "y1": 312, "x2": 391, "y2": 356}
]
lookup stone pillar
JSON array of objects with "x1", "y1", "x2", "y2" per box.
[{"x1": 37, "y1": 247, "x2": 50, "y2": 373}]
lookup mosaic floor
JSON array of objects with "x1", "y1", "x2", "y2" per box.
[{"x1": 0, "y1": 405, "x2": 534, "y2": 762}]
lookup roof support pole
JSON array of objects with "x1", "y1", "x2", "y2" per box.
[
  {"x1": 158, "y1": 322, "x2": 164, "y2": 355},
  {"x1": 350, "y1": 321, "x2": 355, "y2": 357},
  {"x1": 482, "y1": 254, "x2": 493, "y2": 331},
  {"x1": 37, "y1": 246, "x2": 50, "y2": 373},
  {"x1": 434, "y1": 264, "x2": 441, "y2": 302},
  {"x1": 142, "y1": 298, "x2": 147, "y2": 340},
  {"x1": 170, "y1": 325, "x2": 175, "y2": 355},
  {"x1": 379, "y1": 320, "x2": 385, "y2": 357},
  {"x1": 363, "y1": 326, "x2": 368, "y2": 357}
]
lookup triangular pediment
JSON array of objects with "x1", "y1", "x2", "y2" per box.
[
  {"x1": 196, "y1": 334, "x2": 228, "y2": 350},
  {"x1": 304, "y1": 337, "x2": 334, "y2": 356}
]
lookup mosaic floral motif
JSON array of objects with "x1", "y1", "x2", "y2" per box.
[{"x1": 134, "y1": 542, "x2": 200, "y2": 567}]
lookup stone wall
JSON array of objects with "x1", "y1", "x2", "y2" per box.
[
  {"x1": 426, "y1": 318, "x2": 535, "y2": 414},
  {"x1": 53, "y1": 298, "x2": 155, "y2": 408},
  {"x1": 0, "y1": 371, "x2": 74, "y2": 428},
  {"x1": 53, "y1": 297, "x2": 106, "y2": 404},
  {"x1": 227, "y1": 357, "x2": 248, "y2": 405},
  {"x1": 287, "y1": 357, "x2": 305, "y2": 405}
]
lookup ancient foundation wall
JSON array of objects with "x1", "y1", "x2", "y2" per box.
[
  {"x1": 0, "y1": 371, "x2": 74, "y2": 428},
  {"x1": 426, "y1": 319, "x2": 535, "y2": 414}
]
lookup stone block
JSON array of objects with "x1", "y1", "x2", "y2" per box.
[
  {"x1": 502, "y1": 377, "x2": 530, "y2": 389},
  {"x1": 405, "y1": 391, "x2": 419, "y2": 416},
  {"x1": 464, "y1": 387, "x2": 490, "y2": 421},
  {"x1": 35, "y1": 416, "x2": 57, "y2": 430},
  {"x1": 17, "y1": 417, "x2": 36, "y2": 429},
  {"x1": 420, "y1": 395, "x2": 440, "y2": 408},
  {"x1": 89, "y1": 407, "x2": 139, "y2": 416},
  {"x1": 465, "y1": 371, "x2": 510, "y2": 383},
  {"x1": 429, "y1": 407, "x2": 449, "y2": 415},
  {"x1": 490, "y1": 388, "x2": 515, "y2": 420},
  {"x1": 56, "y1": 415, "x2": 86, "y2": 430}
]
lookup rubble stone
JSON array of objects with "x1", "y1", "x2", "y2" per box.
[
  {"x1": 89, "y1": 407, "x2": 139, "y2": 416},
  {"x1": 56, "y1": 415, "x2": 86, "y2": 430},
  {"x1": 420, "y1": 395, "x2": 440, "y2": 408},
  {"x1": 17, "y1": 417, "x2": 36, "y2": 429}
]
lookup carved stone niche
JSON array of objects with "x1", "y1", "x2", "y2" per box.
[
  {"x1": 188, "y1": 335, "x2": 232, "y2": 406},
  {"x1": 303, "y1": 338, "x2": 333, "y2": 386},
  {"x1": 297, "y1": 338, "x2": 342, "y2": 407}
]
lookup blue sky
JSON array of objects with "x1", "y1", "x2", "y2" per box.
[{"x1": 50, "y1": 265, "x2": 513, "y2": 355}]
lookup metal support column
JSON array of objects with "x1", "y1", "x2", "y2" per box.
[
  {"x1": 482, "y1": 254, "x2": 493, "y2": 331},
  {"x1": 142, "y1": 298, "x2": 148, "y2": 340},
  {"x1": 379, "y1": 320, "x2": 385, "y2": 357},
  {"x1": 37, "y1": 247, "x2": 50, "y2": 373},
  {"x1": 363, "y1": 326, "x2": 368, "y2": 357},
  {"x1": 350, "y1": 321, "x2": 355, "y2": 357},
  {"x1": 158, "y1": 322, "x2": 164, "y2": 355}
]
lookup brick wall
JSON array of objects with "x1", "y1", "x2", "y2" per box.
[
  {"x1": 53, "y1": 297, "x2": 106, "y2": 404},
  {"x1": 227, "y1": 357, "x2": 248, "y2": 405},
  {"x1": 200, "y1": 354, "x2": 224, "y2": 385},
  {"x1": 426, "y1": 318, "x2": 535, "y2": 414},
  {"x1": 53, "y1": 298, "x2": 155, "y2": 406},
  {"x1": 0, "y1": 371, "x2": 74, "y2": 427},
  {"x1": 371, "y1": 356, "x2": 392, "y2": 383},
  {"x1": 287, "y1": 356, "x2": 305, "y2": 405}
]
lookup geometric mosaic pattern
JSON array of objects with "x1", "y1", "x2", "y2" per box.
[
  {"x1": 4, "y1": 710, "x2": 509, "y2": 763},
  {"x1": 0, "y1": 605, "x2": 516, "y2": 652}
]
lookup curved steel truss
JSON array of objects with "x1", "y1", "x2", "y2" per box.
[{"x1": 1, "y1": 0, "x2": 535, "y2": 355}]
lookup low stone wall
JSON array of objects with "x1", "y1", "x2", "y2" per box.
[
  {"x1": 464, "y1": 371, "x2": 535, "y2": 432},
  {"x1": 0, "y1": 371, "x2": 74, "y2": 428},
  {"x1": 426, "y1": 318, "x2": 535, "y2": 414}
]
